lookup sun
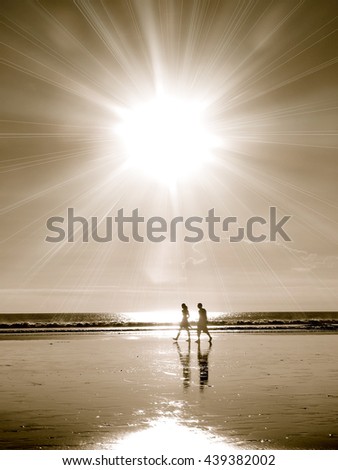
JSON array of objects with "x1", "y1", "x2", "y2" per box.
[{"x1": 115, "y1": 93, "x2": 220, "y2": 186}]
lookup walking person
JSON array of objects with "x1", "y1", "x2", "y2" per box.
[
  {"x1": 173, "y1": 303, "x2": 191, "y2": 341},
  {"x1": 196, "y1": 302, "x2": 212, "y2": 343}
]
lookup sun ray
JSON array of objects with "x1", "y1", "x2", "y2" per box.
[{"x1": 0, "y1": 0, "x2": 337, "y2": 312}]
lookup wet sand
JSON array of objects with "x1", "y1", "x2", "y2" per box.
[{"x1": 1, "y1": 331, "x2": 338, "y2": 450}]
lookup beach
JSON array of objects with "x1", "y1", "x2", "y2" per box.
[{"x1": 1, "y1": 331, "x2": 338, "y2": 451}]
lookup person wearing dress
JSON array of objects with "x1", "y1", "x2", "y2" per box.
[{"x1": 173, "y1": 303, "x2": 191, "y2": 341}]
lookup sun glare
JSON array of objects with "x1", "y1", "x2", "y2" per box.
[
  {"x1": 105, "y1": 417, "x2": 235, "y2": 452},
  {"x1": 115, "y1": 94, "x2": 220, "y2": 186}
]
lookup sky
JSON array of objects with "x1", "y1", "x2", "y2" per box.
[{"x1": 0, "y1": 0, "x2": 337, "y2": 313}]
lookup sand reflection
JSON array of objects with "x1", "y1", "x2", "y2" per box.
[
  {"x1": 198, "y1": 343, "x2": 212, "y2": 390},
  {"x1": 109, "y1": 417, "x2": 234, "y2": 452},
  {"x1": 176, "y1": 342, "x2": 191, "y2": 389},
  {"x1": 175, "y1": 341, "x2": 212, "y2": 390}
]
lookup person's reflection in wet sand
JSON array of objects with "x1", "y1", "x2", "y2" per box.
[
  {"x1": 175, "y1": 342, "x2": 191, "y2": 389},
  {"x1": 198, "y1": 342, "x2": 212, "y2": 391}
]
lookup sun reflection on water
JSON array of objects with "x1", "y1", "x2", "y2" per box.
[
  {"x1": 103, "y1": 417, "x2": 235, "y2": 453},
  {"x1": 119, "y1": 310, "x2": 225, "y2": 324}
]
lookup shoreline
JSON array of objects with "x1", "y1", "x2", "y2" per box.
[{"x1": 1, "y1": 323, "x2": 338, "y2": 336}]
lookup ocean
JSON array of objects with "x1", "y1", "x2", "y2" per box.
[{"x1": 0, "y1": 311, "x2": 337, "y2": 333}]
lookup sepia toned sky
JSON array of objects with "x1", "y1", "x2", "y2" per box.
[{"x1": 0, "y1": 0, "x2": 337, "y2": 313}]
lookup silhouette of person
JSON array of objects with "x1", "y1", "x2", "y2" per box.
[
  {"x1": 198, "y1": 342, "x2": 212, "y2": 390},
  {"x1": 173, "y1": 303, "x2": 191, "y2": 341},
  {"x1": 175, "y1": 341, "x2": 191, "y2": 389},
  {"x1": 196, "y1": 302, "x2": 212, "y2": 343}
]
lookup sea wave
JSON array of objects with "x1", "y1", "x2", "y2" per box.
[{"x1": 0, "y1": 311, "x2": 337, "y2": 333}]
